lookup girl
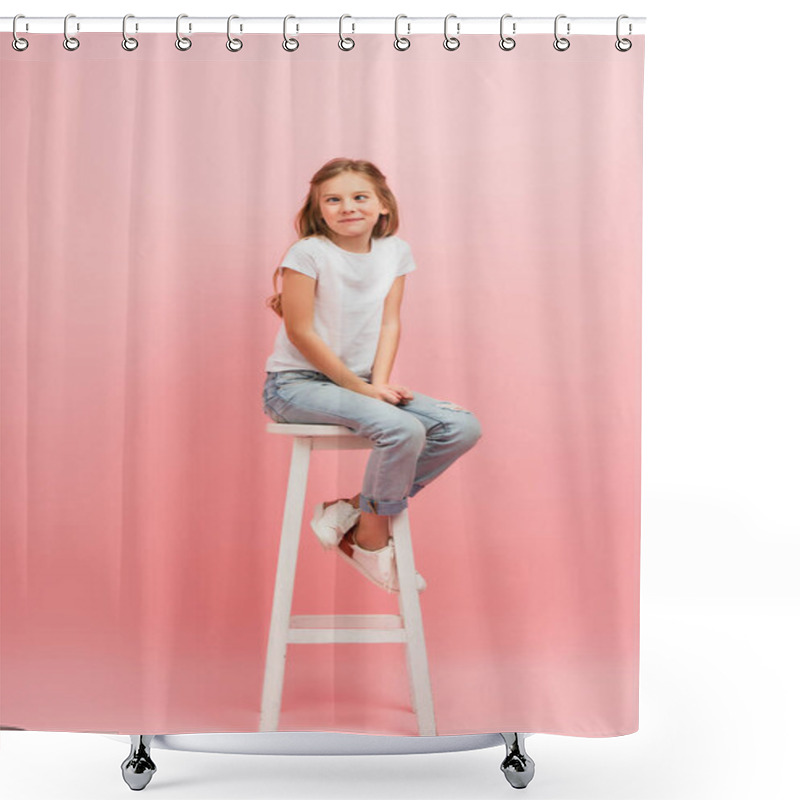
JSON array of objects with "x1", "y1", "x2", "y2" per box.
[{"x1": 263, "y1": 157, "x2": 482, "y2": 595}]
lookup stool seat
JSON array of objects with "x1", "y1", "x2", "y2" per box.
[
  {"x1": 266, "y1": 422, "x2": 373, "y2": 451},
  {"x1": 266, "y1": 422, "x2": 355, "y2": 437},
  {"x1": 260, "y1": 424, "x2": 436, "y2": 735}
]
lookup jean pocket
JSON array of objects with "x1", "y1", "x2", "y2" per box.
[{"x1": 263, "y1": 395, "x2": 290, "y2": 424}]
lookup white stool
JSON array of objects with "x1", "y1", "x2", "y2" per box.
[{"x1": 260, "y1": 423, "x2": 436, "y2": 736}]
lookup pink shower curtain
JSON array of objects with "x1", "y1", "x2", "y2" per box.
[{"x1": 1, "y1": 31, "x2": 644, "y2": 736}]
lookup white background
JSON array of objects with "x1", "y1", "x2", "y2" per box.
[{"x1": 1, "y1": 1, "x2": 798, "y2": 798}]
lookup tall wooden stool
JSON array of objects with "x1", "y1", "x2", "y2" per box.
[{"x1": 260, "y1": 423, "x2": 436, "y2": 735}]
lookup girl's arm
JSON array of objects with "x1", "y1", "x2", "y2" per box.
[
  {"x1": 282, "y1": 269, "x2": 371, "y2": 394},
  {"x1": 371, "y1": 275, "x2": 406, "y2": 385}
]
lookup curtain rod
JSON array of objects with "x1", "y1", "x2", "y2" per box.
[{"x1": 2, "y1": 16, "x2": 646, "y2": 36}]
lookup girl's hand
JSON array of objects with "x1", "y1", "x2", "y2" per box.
[
  {"x1": 387, "y1": 384, "x2": 414, "y2": 404},
  {"x1": 370, "y1": 383, "x2": 414, "y2": 405}
]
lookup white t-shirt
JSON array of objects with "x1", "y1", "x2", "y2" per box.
[{"x1": 265, "y1": 234, "x2": 417, "y2": 379}]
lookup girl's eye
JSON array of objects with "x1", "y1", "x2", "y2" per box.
[{"x1": 325, "y1": 195, "x2": 368, "y2": 203}]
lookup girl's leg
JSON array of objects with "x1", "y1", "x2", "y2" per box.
[
  {"x1": 385, "y1": 392, "x2": 483, "y2": 500},
  {"x1": 321, "y1": 494, "x2": 391, "y2": 550},
  {"x1": 321, "y1": 495, "x2": 386, "y2": 551},
  {"x1": 312, "y1": 493, "x2": 384, "y2": 553},
  {"x1": 264, "y1": 373, "x2": 482, "y2": 547},
  {"x1": 264, "y1": 372, "x2": 426, "y2": 548},
  {"x1": 343, "y1": 508, "x2": 390, "y2": 550},
  {"x1": 339, "y1": 395, "x2": 483, "y2": 550}
]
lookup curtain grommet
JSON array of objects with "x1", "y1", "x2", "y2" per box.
[
  {"x1": 394, "y1": 14, "x2": 411, "y2": 51},
  {"x1": 175, "y1": 14, "x2": 192, "y2": 51},
  {"x1": 553, "y1": 14, "x2": 571, "y2": 51},
  {"x1": 11, "y1": 14, "x2": 29, "y2": 51},
  {"x1": 63, "y1": 13, "x2": 80, "y2": 51},
  {"x1": 226, "y1": 15, "x2": 243, "y2": 52},
  {"x1": 339, "y1": 14, "x2": 355, "y2": 51},
  {"x1": 443, "y1": 14, "x2": 460, "y2": 51},
  {"x1": 121, "y1": 14, "x2": 138, "y2": 51},
  {"x1": 615, "y1": 15, "x2": 633, "y2": 51},
  {"x1": 499, "y1": 14, "x2": 516, "y2": 51},
  {"x1": 283, "y1": 15, "x2": 299, "y2": 52}
]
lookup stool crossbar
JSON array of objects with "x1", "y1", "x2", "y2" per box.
[{"x1": 260, "y1": 423, "x2": 436, "y2": 736}]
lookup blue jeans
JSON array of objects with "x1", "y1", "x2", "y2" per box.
[{"x1": 262, "y1": 370, "x2": 482, "y2": 515}]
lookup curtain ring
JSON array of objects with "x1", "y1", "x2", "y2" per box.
[
  {"x1": 499, "y1": 14, "x2": 516, "y2": 51},
  {"x1": 339, "y1": 14, "x2": 355, "y2": 51},
  {"x1": 63, "y1": 13, "x2": 80, "y2": 51},
  {"x1": 615, "y1": 14, "x2": 633, "y2": 51},
  {"x1": 283, "y1": 15, "x2": 299, "y2": 51},
  {"x1": 443, "y1": 14, "x2": 460, "y2": 51},
  {"x1": 122, "y1": 14, "x2": 138, "y2": 51},
  {"x1": 176, "y1": 14, "x2": 192, "y2": 51},
  {"x1": 226, "y1": 14, "x2": 243, "y2": 52},
  {"x1": 394, "y1": 14, "x2": 411, "y2": 51},
  {"x1": 12, "y1": 14, "x2": 29, "y2": 52},
  {"x1": 553, "y1": 14, "x2": 570, "y2": 51}
]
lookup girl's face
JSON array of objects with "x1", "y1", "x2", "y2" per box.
[{"x1": 317, "y1": 172, "x2": 389, "y2": 249}]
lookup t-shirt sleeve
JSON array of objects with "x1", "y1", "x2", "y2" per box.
[
  {"x1": 280, "y1": 239, "x2": 319, "y2": 280},
  {"x1": 395, "y1": 239, "x2": 417, "y2": 277}
]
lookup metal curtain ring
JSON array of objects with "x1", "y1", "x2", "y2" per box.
[
  {"x1": 12, "y1": 14, "x2": 29, "y2": 51},
  {"x1": 615, "y1": 14, "x2": 633, "y2": 51},
  {"x1": 553, "y1": 14, "x2": 570, "y2": 51},
  {"x1": 283, "y1": 15, "x2": 299, "y2": 51},
  {"x1": 394, "y1": 14, "x2": 411, "y2": 51},
  {"x1": 122, "y1": 14, "x2": 138, "y2": 51},
  {"x1": 176, "y1": 13, "x2": 192, "y2": 51},
  {"x1": 499, "y1": 14, "x2": 516, "y2": 50},
  {"x1": 227, "y1": 14, "x2": 243, "y2": 51},
  {"x1": 339, "y1": 14, "x2": 355, "y2": 51},
  {"x1": 443, "y1": 14, "x2": 460, "y2": 51},
  {"x1": 63, "y1": 13, "x2": 80, "y2": 51}
]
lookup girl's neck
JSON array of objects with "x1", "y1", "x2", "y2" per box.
[{"x1": 327, "y1": 233, "x2": 373, "y2": 254}]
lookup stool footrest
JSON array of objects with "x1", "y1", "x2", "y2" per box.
[{"x1": 288, "y1": 614, "x2": 408, "y2": 644}]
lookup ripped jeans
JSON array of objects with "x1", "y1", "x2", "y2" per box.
[{"x1": 262, "y1": 370, "x2": 482, "y2": 515}]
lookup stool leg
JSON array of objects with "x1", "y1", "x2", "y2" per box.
[
  {"x1": 391, "y1": 510, "x2": 437, "y2": 735},
  {"x1": 405, "y1": 639, "x2": 417, "y2": 715},
  {"x1": 260, "y1": 437, "x2": 312, "y2": 731}
]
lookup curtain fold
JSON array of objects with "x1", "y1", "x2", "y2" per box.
[{"x1": 1, "y1": 31, "x2": 644, "y2": 736}]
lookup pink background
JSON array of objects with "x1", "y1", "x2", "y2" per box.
[{"x1": 0, "y1": 32, "x2": 644, "y2": 736}]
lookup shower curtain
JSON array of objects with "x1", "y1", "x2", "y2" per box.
[{"x1": 0, "y1": 29, "x2": 644, "y2": 737}]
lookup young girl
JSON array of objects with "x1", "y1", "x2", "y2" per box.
[{"x1": 263, "y1": 157, "x2": 482, "y2": 594}]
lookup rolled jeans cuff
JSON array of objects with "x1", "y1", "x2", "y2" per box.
[{"x1": 359, "y1": 494, "x2": 408, "y2": 516}]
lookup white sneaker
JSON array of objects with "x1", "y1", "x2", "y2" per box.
[
  {"x1": 310, "y1": 500, "x2": 360, "y2": 550},
  {"x1": 336, "y1": 532, "x2": 427, "y2": 594}
]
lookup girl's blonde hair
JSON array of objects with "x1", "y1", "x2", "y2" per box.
[{"x1": 266, "y1": 158, "x2": 400, "y2": 317}]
